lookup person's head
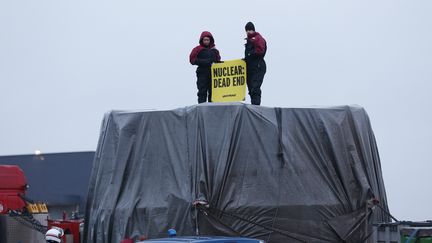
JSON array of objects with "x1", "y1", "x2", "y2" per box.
[
  {"x1": 199, "y1": 31, "x2": 215, "y2": 47},
  {"x1": 168, "y1": 228, "x2": 177, "y2": 237},
  {"x1": 45, "y1": 227, "x2": 64, "y2": 243},
  {"x1": 245, "y1": 22, "x2": 255, "y2": 35}
]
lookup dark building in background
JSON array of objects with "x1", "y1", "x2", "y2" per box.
[{"x1": 0, "y1": 151, "x2": 94, "y2": 218}]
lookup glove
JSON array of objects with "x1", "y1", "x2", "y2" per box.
[
  {"x1": 205, "y1": 59, "x2": 214, "y2": 65},
  {"x1": 246, "y1": 49, "x2": 256, "y2": 58},
  {"x1": 196, "y1": 58, "x2": 212, "y2": 66},
  {"x1": 194, "y1": 58, "x2": 205, "y2": 66}
]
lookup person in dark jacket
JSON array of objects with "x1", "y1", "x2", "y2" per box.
[
  {"x1": 244, "y1": 22, "x2": 267, "y2": 105},
  {"x1": 189, "y1": 31, "x2": 221, "y2": 103}
]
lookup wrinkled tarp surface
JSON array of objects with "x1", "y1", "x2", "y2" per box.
[{"x1": 84, "y1": 103, "x2": 390, "y2": 243}]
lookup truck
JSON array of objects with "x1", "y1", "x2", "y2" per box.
[{"x1": 0, "y1": 164, "x2": 82, "y2": 243}]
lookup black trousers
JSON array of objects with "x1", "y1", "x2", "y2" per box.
[
  {"x1": 196, "y1": 69, "x2": 212, "y2": 103},
  {"x1": 247, "y1": 59, "x2": 266, "y2": 105}
]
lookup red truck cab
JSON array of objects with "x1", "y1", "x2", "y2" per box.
[{"x1": 0, "y1": 165, "x2": 28, "y2": 214}]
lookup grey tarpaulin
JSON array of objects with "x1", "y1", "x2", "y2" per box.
[{"x1": 84, "y1": 103, "x2": 390, "y2": 243}]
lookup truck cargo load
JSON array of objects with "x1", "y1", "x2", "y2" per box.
[{"x1": 84, "y1": 103, "x2": 390, "y2": 243}]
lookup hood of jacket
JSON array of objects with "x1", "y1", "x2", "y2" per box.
[{"x1": 199, "y1": 31, "x2": 215, "y2": 47}]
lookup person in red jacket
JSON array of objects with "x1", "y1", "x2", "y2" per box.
[
  {"x1": 244, "y1": 22, "x2": 267, "y2": 105},
  {"x1": 189, "y1": 31, "x2": 221, "y2": 103}
]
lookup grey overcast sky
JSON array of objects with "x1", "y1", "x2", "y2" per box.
[{"x1": 1, "y1": 0, "x2": 431, "y2": 221}]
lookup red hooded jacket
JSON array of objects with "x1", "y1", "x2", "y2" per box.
[
  {"x1": 189, "y1": 31, "x2": 221, "y2": 65},
  {"x1": 244, "y1": 31, "x2": 267, "y2": 62}
]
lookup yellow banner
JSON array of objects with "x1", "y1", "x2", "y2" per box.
[{"x1": 211, "y1": 59, "x2": 247, "y2": 102}]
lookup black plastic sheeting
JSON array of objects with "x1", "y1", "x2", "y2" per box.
[{"x1": 84, "y1": 103, "x2": 390, "y2": 243}]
